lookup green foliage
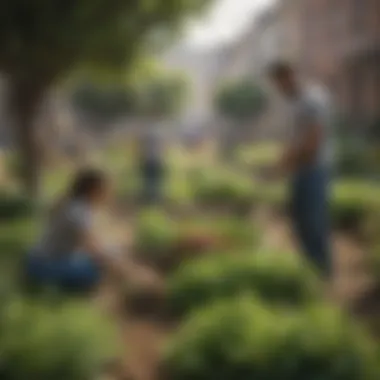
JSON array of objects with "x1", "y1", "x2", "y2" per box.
[
  {"x1": 371, "y1": 244, "x2": 380, "y2": 279},
  {"x1": 165, "y1": 297, "x2": 380, "y2": 380},
  {"x1": 168, "y1": 250, "x2": 321, "y2": 317},
  {"x1": 215, "y1": 79, "x2": 267, "y2": 122},
  {"x1": 71, "y1": 69, "x2": 189, "y2": 121},
  {"x1": 134, "y1": 209, "x2": 259, "y2": 271},
  {"x1": 136, "y1": 71, "x2": 189, "y2": 118},
  {"x1": 0, "y1": 1, "x2": 209, "y2": 78},
  {"x1": 335, "y1": 116, "x2": 380, "y2": 177},
  {"x1": 336, "y1": 138, "x2": 371, "y2": 177},
  {"x1": 180, "y1": 217, "x2": 259, "y2": 250},
  {"x1": 71, "y1": 82, "x2": 138, "y2": 122},
  {"x1": 0, "y1": 0, "x2": 209, "y2": 196},
  {"x1": 252, "y1": 181, "x2": 287, "y2": 209},
  {"x1": 173, "y1": 217, "x2": 259, "y2": 262},
  {"x1": 0, "y1": 298, "x2": 119, "y2": 380},
  {"x1": 194, "y1": 169, "x2": 255, "y2": 214},
  {"x1": 0, "y1": 192, "x2": 35, "y2": 221},
  {"x1": 331, "y1": 181, "x2": 380, "y2": 231},
  {"x1": 0, "y1": 218, "x2": 37, "y2": 262},
  {"x1": 236, "y1": 143, "x2": 281, "y2": 169},
  {"x1": 134, "y1": 208, "x2": 179, "y2": 266}
]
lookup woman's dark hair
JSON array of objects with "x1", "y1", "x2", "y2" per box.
[{"x1": 69, "y1": 168, "x2": 107, "y2": 200}]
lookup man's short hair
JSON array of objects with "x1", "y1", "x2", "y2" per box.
[{"x1": 267, "y1": 60, "x2": 294, "y2": 77}]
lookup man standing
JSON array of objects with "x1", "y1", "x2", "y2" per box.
[{"x1": 268, "y1": 61, "x2": 333, "y2": 277}]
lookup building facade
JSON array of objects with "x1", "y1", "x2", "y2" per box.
[{"x1": 283, "y1": 0, "x2": 380, "y2": 125}]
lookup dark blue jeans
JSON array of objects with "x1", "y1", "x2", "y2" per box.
[
  {"x1": 141, "y1": 159, "x2": 165, "y2": 204},
  {"x1": 290, "y1": 165, "x2": 331, "y2": 277},
  {"x1": 25, "y1": 253, "x2": 101, "y2": 292}
]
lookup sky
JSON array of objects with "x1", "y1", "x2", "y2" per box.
[{"x1": 185, "y1": 0, "x2": 275, "y2": 47}]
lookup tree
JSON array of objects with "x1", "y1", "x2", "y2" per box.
[
  {"x1": 214, "y1": 78, "x2": 267, "y2": 159},
  {"x1": 215, "y1": 79, "x2": 267, "y2": 122},
  {"x1": 71, "y1": 64, "x2": 189, "y2": 124},
  {"x1": 71, "y1": 82, "x2": 138, "y2": 124},
  {"x1": 0, "y1": 0, "x2": 208, "y2": 196},
  {"x1": 136, "y1": 71, "x2": 189, "y2": 119}
]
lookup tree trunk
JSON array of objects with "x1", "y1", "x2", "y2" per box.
[{"x1": 8, "y1": 79, "x2": 48, "y2": 198}]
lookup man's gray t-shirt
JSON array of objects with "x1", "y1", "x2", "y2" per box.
[
  {"x1": 35, "y1": 200, "x2": 92, "y2": 258},
  {"x1": 289, "y1": 84, "x2": 334, "y2": 168}
]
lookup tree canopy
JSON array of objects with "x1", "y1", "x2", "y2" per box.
[
  {"x1": 0, "y1": 0, "x2": 209, "y2": 82},
  {"x1": 0, "y1": 0, "x2": 210, "y2": 194}
]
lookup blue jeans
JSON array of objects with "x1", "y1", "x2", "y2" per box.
[
  {"x1": 25, "y1": 253, "x2": 101, "y2": 292},
  {"x1": 290, "y1": 165, "x2": 331, "y2": 277},
  {"x1": 141, "y1": 159, "x2": 165, "y2": 204}
]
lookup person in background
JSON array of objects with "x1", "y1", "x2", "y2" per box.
[
  {"x1": 25, "y1": 168, "x2": 128, "y2": 293},
  {"x1": 267, "y1": 61, "x2": 333, "y2": 277},
  {"x1": 139, "y1": 130, "x2": 166, "y2": 205}
]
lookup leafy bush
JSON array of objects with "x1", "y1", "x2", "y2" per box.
[
  {"x1": 0, "y1": 298, "x2": 120, "y2": 380},
  {"x1": 331, "y1": 181, "x2": 380, "y2": 231},
  {"x1": 362, "y1": 211, "x2": 380, "y2": 244},
  {"x1": 134, "y1": 211, "x2": 258, "y2": 272},
  {"x1": 165, "y1": 166, "x2": 194, "y2": 205},
  {"x1": 372, "y1": 248, "x2": 380, "y2": 277},
  {"x1": 167, "y1": 250, "x2": 321, "y2": 317},
  {"x1": 134, "y1": 209, "x2": 180, "y2": 270},
  {"x1": 164, "y1": 297, "x2": 379, "y2": 380},
  {"x1": 178, "y1": 217, "x2": 258, "y2": 252},
  {"x1": 0, "y1": 192, "x2": 35, "y2": 221},
  {"x1": 215, "y1": 79, "x2": 267, "y2": 122},
  {"x1": 236, "y1": 144, "x2": 280, "y2": 175},
  {"x1": 0, "y1": 218, "x2": 37, "y2": 263},
  {"x1": 194, "y1": 170, "x2": 255, "y2": 215},
  {"x1": 252, "y1": 180, "x2": 287, "y2": 210}
]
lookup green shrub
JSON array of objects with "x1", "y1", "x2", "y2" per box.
[
  {"x1": 178, "y1": 217, "x2": 259, "y2": 251},
  {"x1": 0, "y1": 218, "x2": 37, "y2": 263},
  {"x1": 0, "y1": 298, "x2": 120, "y2": 380},
  {"x1": 236, "y1": 143, "x2": 280, "y2": 170},
  {"x1": 167, "y1": 250, "x2": 321, "y2": 317},
  {"x1": 134, "y1": 211, "x2": 258, "y2": 272},
  {"x1": 0, "y1": 192, "x2": 35, "y2": 221},
  {"x1": 194, "y1": 169, "x2": 255, "y2": 215},
  {"x1": 331, "y1": 181, "x2": 380, "y2": 231},
  {"x1": 134, "y1": 209, "x2": 180, "y2": 269},
  {"x1": 164, "y1": 297, "x2": 379, "y2": 380},
  {"x1": 362, "y1": 211, "x2": 380, "y2": 244},
  {"x1": 252, "y1": 180, "x2": 287, "y2": 210},
  {"x1": 371, "y1": 244, "x2": 380, "y2": 279},
  {"x1": 165, "y1": 166, "x2": 194, "y2": 205}
]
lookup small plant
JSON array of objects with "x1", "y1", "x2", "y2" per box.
[
  {"x1": 167, "y1": 250, "x2": 321, "y2": 317},
  {"x1": 236, "y1": 144, "x2": 280, "y2": 177},
  {"x1": 164, "y1": 297, "x2": 379, "y2": 380},
  {"x1": 0, "y1": 218, "x2": 37, "y2": 263},
  {"x1": 331, "y1": 181, "x2": 380, "y2": 231},
  {"x1": 0, "y1": 191, "x2": 35, "y2": 221},
  {"x1": 370, "y1": 243, "x2": 380, "y2": 280},
  {"x1": 0, "y1": 298, "x2": 120, "y2": 380},
  {"x1": 178, "y1": 217, "x2": 258, "y2": 252},
  {"x1": 194, "y1": 170, "x2": 255, "y2": 215},
  {"x1": 134, "y1": 209, "x2": 180, "y2": 271}
]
